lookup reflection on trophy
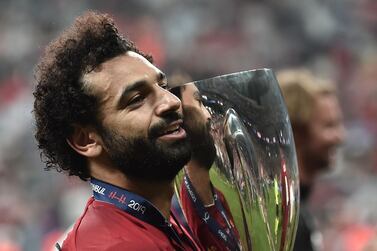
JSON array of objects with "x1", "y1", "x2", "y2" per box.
[
  {"x1": 171, "y1": 69, "x2": 299, "y2": 251},
  {"x1": 178, "y1": 83, "x2": 241, "y2": 251}
]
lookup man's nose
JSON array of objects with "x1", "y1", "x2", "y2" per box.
[{"x1": 155, "y1": 88, "x2": 181, "y2": 116}]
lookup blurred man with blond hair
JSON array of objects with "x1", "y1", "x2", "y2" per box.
[{"x1": 277, "y1": 69, "x2": 345, "y2": 251}]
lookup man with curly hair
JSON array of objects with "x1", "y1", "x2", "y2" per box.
[{"x1": 33, "y1": 11, "x2": 202, "y2": 250}]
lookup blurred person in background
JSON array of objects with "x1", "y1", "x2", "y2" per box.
[
  {"x1": 277, "y1": 69, "x2": 345, "y2": 251},
  {"x1": 33, "y1": 11, "x2": 203, "y2": 250}
]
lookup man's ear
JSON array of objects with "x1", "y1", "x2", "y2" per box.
[{"x1": 66, "y1": 125, "x2": 103, "y2": 158}]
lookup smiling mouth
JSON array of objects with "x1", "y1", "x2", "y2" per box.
[
  {"x1": 162, "y1": 124, "x2": 181, "y2": 134},
  {"x1": 157, "y1": 120, "x2": 187, "y2": 140}
]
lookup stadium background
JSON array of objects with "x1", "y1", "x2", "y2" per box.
[{"x1": 0, "y1": 0, "x2": 376, "y2": 250}]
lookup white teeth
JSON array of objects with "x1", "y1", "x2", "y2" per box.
[{"x1": 164, "y1": 125, "x2": 180, "y2": 134}]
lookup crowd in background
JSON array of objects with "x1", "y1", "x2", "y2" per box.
[{"x1": 0, "y1": 0, "x2": 376, "y2": 250}]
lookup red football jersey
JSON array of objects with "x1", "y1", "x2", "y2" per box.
[
  {"x1": 62, "y1": 197, "x2": 202, "y2": 251},
  {"x1": 180, "y1": 183, "x2": 240, "y2": 251}
]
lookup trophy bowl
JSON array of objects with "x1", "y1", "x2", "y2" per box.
[{"x1": 171, "y1": 69, "x2": 299, "y2": 251}]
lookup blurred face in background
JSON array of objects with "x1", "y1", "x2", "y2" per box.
[
  {"x1": 181, "y1": 84, "x2": 216, "y2": 169},
  {"x1": 304, "y1": 94, "x2": 345, "y2": 171}
]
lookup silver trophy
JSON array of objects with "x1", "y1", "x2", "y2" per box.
[{"x1": 171, "y1": 69, "x2": 299, "y2": 251}]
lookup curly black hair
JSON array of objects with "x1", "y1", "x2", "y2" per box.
[{"x1": 33, "y1": 11, "x2": 152, "y2": 180}]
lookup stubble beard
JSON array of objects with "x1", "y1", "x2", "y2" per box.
[{"x1": 98, "y1": 117, "x2": 191, "y2": 182}]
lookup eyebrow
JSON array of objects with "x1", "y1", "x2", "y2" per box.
[{"x1": 117, "y1": 72, "x2": 166, "y2": 108}]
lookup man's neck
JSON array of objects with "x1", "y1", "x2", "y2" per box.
[
  {"x1": 185, "y1": 160, "x2": 213, "y2": 205},
  {"x1": 90, "y1": 166, "x2": 174, "y2": 219},
  {"x1": 126, "y1": 178, "x2": 175, "y2": 219}
]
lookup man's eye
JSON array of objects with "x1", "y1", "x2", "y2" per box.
[
  {"x1": 195, "y1": 97, "x2": 203, "y2": 106},
  {"x1": 127, "y1": 95, "x2": 145, "y2": 106},
  {"x1": 159, "y1": 83, "x2": 168, "y2": 89}
]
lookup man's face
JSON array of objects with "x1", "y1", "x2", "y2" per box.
[
  {"x1": 85, "y1": 51, "x2": 191, "y2": 181},
  {"x1": 305, "y1": 94, "x2": 345, "y2": 170},
  {"x1": 181, "y1": 84, "x2": 216, "y2": 169}
]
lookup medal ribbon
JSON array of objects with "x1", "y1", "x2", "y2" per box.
[
  {"x1": 183, "y1": 173, "x2": 241, "y2": 251},
  {"x1": 90, "y1": 178, "x2": 193, "y2": 250}
]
